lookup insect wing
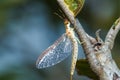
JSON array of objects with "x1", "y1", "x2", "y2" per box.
[{"x1": 36, "y1": 34, "x2": 72, "y2": 69}]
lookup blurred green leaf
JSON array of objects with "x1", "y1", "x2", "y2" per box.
[
  {"x1": 76, "y1": 59, "x2": 99, "y2": 80},
  {"x1": 0, "y1": 0, "x2": 28, "y2": 27},
  {"x1": 64, "y1": 0, "x2": 85, "y2": 16},
  {"x1": 0, "y1": 10, "x2": 7, "y2": 26},
  {"x1": 0, "y1": 0, "x2": 27, "y2": 8}
]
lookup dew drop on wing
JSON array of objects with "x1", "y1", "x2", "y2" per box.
[{"x1": 36, "y1": 34, "x2": 73, "y2": 69}]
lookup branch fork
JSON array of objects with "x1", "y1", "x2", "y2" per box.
[{"x1": 57, "y1": 0, "x2": 120, "y2": 80}]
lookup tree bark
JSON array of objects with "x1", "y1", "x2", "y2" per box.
[{"x1": 57, "y1": 0, "x2": 120, "y2": 80}]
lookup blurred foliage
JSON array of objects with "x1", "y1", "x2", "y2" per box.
[
  {"x1": 79, "y1": 0, "x2": 120, "y2": 30},
  {"x1": 0, "y1": 0, "x2": 28, "y2": 27},
  {"x1": 76, "y1": 59, "x2": 99, "y2": 80},
  {"x1": 0, "y1": 0, "x2": 27, "y2": 8}
]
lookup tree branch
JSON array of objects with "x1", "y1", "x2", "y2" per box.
[
  {"x1": 105, "y1": 18, "x2": 120, "y2": 49},
  {"x1": 57, "y1": 0, "x2": 101, "y2": 72},
  {"x1": 57, "y1": 0, "x2": 120, "y2": 80}
]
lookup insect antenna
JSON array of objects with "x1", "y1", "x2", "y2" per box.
[
  {"x1": 54, "y1": 9, "x2": 71, "y2": 28},
  {"x1": 54, "y1": 12, "x2": 64, "y2": 20},
  {"x1": 54, "y1": 8, "x2": 69, "y2": 21}
]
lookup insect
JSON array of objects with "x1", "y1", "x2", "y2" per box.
[
  {"x1": 64, "y1": 0, "x2": 85, "y2": 16},
  {"x1": 36, "y1": 18, "x2": 79, "y2": 80}
]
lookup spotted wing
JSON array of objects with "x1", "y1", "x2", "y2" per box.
[{"x1": 36, "y1": 34, "x2": 72, "y2": 69}]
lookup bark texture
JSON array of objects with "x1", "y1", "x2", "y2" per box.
[{"x1": 57, "y1": 0, "x2": 120, "y2": 80}]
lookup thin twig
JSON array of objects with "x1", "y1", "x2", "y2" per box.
[{"x1": 105, "y1": 18, "x2": 120, "y2": 49}]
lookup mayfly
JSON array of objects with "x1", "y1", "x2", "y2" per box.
[{"x1": 36, "y1": 18, "x2": 79, "y2": 80}]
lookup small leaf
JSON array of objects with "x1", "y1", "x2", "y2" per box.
[
  {"x1": 64, "y1": 0, "x2": 74, "y2": 4},
  {"x1": 64, "y1": 0, "x2": 85, "y2": 16},
  {"x1": 69, "y1": 2, "x2": 78, "y2": 12}
]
